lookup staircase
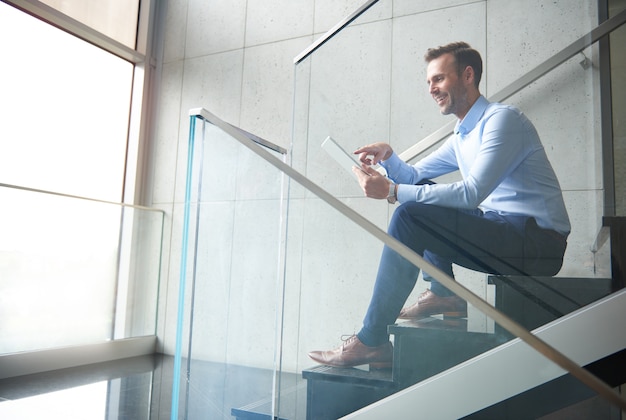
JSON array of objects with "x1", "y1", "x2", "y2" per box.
[
  {"x1": 300, "y1": 276, "x2": 617, "y2": 420},
  {"x1": 231, "y1": 276, "x2": 617, "y2": 419},
  {"x1": 301, "y1": 315, "x2": 508, "y2": 420},
  {"x1": 231, "y1": 219, "x2": 626, "y2": 419},
  {"x1": 299, "y1": 316, "x2": 508, "y2": 419}
]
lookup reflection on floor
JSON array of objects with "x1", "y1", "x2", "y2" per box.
[
  {"x1": 0, "y1": 352, "x2": 622, "y2": 419},
  {"x1": 0, "y1": 355, "x2": 162, "y2": 420},
  {"x1": 0, "y1": 354, "x2": 305, "y2": 420}
]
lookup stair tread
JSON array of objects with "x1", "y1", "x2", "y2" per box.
[
  {"x1": 231, "y1": 381, "x2": 307, "y2": 420},
  {"x1": 389, "y1": 317, "x2": 505, "y2": 341},
  {"x1": 488, "y1": 275, "x2": 615, "y2": 331},
  {"x1": 390, "y1": 316, "x2": 478, "y2": 333},
  {"x1": 488, "y1": 275, "x2": 613, "y2": 287},
  {"x1": 302, "y1": 365, "x2": 395, "y2": 387},
  {"x1": 392, "y1": 316, "x2": 469, "y2": 330}
]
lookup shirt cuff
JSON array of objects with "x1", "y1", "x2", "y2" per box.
[
  {"x1": 395, "y1": 184, "x2": 419, "y2": 204},
  {"x1": 379, "y1": 152, "x2": 404, "y2": 177}
]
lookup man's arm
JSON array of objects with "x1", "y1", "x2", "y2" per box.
[
  {"x1": 352, "y1": 140, "x2": 459, "y2": 201},
  {"x1": 395, "y1": 108, "x2": 530, "y2": 208},
  {"x1": 383, "y1": 137, "x2": 459, "y2": 184}
]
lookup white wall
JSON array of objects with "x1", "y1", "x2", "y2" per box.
[{"x1": 150, "y1": 0, "x2": 608, "y2": 374}]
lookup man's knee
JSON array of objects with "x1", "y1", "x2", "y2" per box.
[{"x1": 388, "y1": 202, "x2": 435, "y2": 240}]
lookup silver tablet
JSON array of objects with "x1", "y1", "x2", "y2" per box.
[{"x1": 322, "y1": 136, "x2": 385, "y2": 179}]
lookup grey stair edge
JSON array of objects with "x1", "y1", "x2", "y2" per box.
[
  {"x1": 234, "y1": 381, "x2": 305, "y2": 410},
  {"x1": 302, "y1": 365, "x2": 395, "y2": 387},
  {"x1": 388, "y1": 317, "x2": 505, "y2": 340},
  {"x1": 488, "y1": 275, "x2": 613, "y2": 285},
  {"x1": 231, "y1": 381, "x2": 306, "y2": 419}
]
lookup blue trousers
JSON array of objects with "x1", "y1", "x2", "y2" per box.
[{"x1": 357, "y1": 202, "x2": 567, "y2": 346}]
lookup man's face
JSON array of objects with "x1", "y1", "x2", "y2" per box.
[{"x1": 426, "y1": 53, "x2": 471, "y2": 119}]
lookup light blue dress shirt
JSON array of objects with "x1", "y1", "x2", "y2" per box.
[{"x1": 380, "y1": 96, "x2": 571, "y2": 236}]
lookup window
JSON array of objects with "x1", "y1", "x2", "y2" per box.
[
  {"x1": 0, "y1": 1, "x2": 133, "y2": 201},
  {"x1": 0, "y1": 1, "x2": 157, "y2": 356}
]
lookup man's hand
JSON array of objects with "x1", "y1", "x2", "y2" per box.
[
  {"x1": 352, "y1": 165, "x2": 392, "y2": 199},
  {"x1": 354, "y1": 143, "x2": 393, "y2": 165}
]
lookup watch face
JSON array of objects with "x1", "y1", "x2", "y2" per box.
[{"x1": 387, "y1": 183, "x2": 396, "y2": 203}]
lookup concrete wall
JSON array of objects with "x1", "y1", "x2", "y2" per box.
[{"x1": 150, "y1": 0, "x2": 607, "y2": 374}]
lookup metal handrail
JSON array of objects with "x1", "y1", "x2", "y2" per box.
[
  {"x1": 294, "y1": 0, "x2": 379, "y2": 64},
  {"x1": 189, "y1": 108, "x2": 288, "y2": 155},
  {"x1": 0, "y1": 182, "x2": 163, "y2": 213}
]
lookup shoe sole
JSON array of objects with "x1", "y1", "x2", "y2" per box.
[
  {"x1": 369, "y1": 362, "x2": 392, "y2": 370},
  {"x1": 398, "y1": 310, "x2": 468, "y2": 320},
  {"x1": 442, "y1": 311, "x2": 467, "y2": 318},
  {"x1": 308, "y1": 356, "x2": 393, "y2": 370}
]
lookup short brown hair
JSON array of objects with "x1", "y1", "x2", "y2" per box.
[{"x1": 425, "y1": 42, "x2": 483, "y2": 88}]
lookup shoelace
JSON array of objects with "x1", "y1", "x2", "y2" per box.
[{"x1": 340, "y1": 334, "x2": 358, "y2": 349}]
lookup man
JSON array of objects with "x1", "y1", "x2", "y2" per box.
[{"x1": 308, "y1": 42, "x2": 570, "y2": 369}]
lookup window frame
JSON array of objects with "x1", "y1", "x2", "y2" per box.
[{"x1": 3, "y1": 0, "x2": 159, "y2": 206}]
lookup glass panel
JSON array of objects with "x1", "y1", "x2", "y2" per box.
[
  {"x1": 172, "y1": 115, "x2": 291, "y2": 419},
  {"x1": 38, "y1": 0, "x2": 140, "y2": 48},
  {"x1": 0, "y1": 186, "x2": 164, "y2": 354},
  {"x1": 0, "y1": 2, "x2": 133, "y2": 202},
  {"x1": 288, "y1": 0, "x2": 623, "y2": 418},
  {"x1": 175, "y1": 2, "x2": 625, "y2": 419}
]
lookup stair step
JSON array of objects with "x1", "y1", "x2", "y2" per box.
[
  {"x1": 488, "y1": 276, "x2": 614, "y2": 332},
  {"x1": 302, "y1": 365, "x2": 399, "y2": 420},
  {"x1": 389, "y1": 317, "x2": 508, "y2": 385},
  {"x1": 231, "y1": 380, "x2": 307, "y2": 420},
  {"x1": 301, "y1": 277, "x2": 619, "y2": 418},
  {"x1": 302, "y1": 364, "x2": 395, "y2": 386},
  {"x1": 302, "y1": 318, "x2": 508, "y2": 418}
]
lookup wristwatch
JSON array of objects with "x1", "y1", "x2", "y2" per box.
[{"x1": 387, "y1": 182, "x2": 397, "y2": 204}]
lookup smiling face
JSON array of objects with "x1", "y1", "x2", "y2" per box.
[{"x1": 426, "y1": 52, "x2": 478, "y2": 120}]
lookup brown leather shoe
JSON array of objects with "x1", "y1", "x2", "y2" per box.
[
  {"x1": 308, "y1": 335, "x2": 393, "y2": 369},
  {"x1": 398, "y1": 289, "x2": 467, "y2": 319}
]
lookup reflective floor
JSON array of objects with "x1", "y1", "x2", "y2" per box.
[
  {"x1": 0, "y1": 353, "x2": 620, "y2": 419},
  {"x1": 0, "y1": 354, "x2": 305, "y2": 420},
  {"x1": 0, "y1": 354, "x2": 169, "y2": 420}
]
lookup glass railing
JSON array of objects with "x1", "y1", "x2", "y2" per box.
[
  {"x1": 171, "y1": 110, "x2": 291, "y2": 419},
  {"x1": 174, "y1": 103, "x2": 623, "y2": 419},
  {"x1": 290, "y1": 0, "x2": 626, "y2": 417},
  {"x1": 173, "y1": 1, "x2": 626, "y2": 419},
  {"x1": 0, "y1": 184, "x2": 164, "y2": 356}
]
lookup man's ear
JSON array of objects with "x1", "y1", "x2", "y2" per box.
[{"x1": 463, "y1": 65, "x2": 474, "y2": 85}]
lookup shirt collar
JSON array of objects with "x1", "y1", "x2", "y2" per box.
[{"x1": 454, "y1": 95, "x2": 489, "y2": 136}]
